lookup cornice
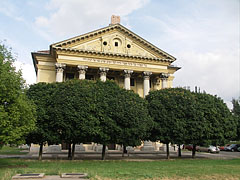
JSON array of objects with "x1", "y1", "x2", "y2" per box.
[{"x1": 53, "y1": 47, "x2": 174, "y2": 63}]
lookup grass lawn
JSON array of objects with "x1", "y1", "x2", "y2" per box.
[
  {"x1": 0, "y1": 158, "x2": 240, "y2": 180},
  {"x1": 0, "y1": 146, "x2": 28, "y2": 155}
]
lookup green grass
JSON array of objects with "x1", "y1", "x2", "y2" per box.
[
  {"x1": 0, "y1": 146, "x2": 28, "y2": 155},
  {"x1": 0, "y1": 158, "x2": 240, "y2": 180}
]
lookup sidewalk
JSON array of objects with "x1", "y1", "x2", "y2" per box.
[{"x1": 1, "y1": 150, "x2": 239, "y2": 160}]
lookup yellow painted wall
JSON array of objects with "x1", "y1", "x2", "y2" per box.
[{"x1": 37, "y1": 69, "x2": 56, "y2": 83}]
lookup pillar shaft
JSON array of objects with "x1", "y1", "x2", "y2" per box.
[
  {"x1": 160, "y1": 73, "x2": 170, "y2": 89},
  {"x1": 143, "y1": 71, "x2": 152, "y2": 98},
  {"x1": 55, "y1": 63, "x2": 66, "y2": 82},
  {"x1": 124, "y1": 70, "x2": 133, "y2": 90}
]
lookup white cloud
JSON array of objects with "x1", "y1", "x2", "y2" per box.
[
  {"x1": 140, "y1": 1, "x2": 239, "y2": 109},
  {"x1": 173, "y1": 50, "x2": 239, "y2": 99},
  {"x1": 34, "y1": 0, "x2": 149, "y2": 41},
  {"x1": 14, "y1": 61, "x2": 36, "y2": 85}
]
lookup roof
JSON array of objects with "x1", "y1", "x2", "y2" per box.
[{"x1": 50, "y1": 24, "x2": 176, "y2": 61}]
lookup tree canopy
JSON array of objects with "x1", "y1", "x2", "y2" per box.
[
  {"x1": 232, "y1": 98, "x2": 240, "y2": 140},
  {"x1": 0, "y1": 42, "x2": 36, "y2": 146},
  {"x1": 146, "y1": 88, "x2": 195, "y2": 158},
  {"x1": 94, "y1": 80, "x2": 153, "y2": 146},
  {"x1": 191, "y1": 93, "x2": 237, "y2": 146},
  {"x1": 50, "y1": 80, "x2": 100, "y2": 159},
  {"x1": 26, "y1": 82, "x2": 60, "y2": 160},
  {"x1": 147, "y1": 88, "x2": 236, "y2": 158}
]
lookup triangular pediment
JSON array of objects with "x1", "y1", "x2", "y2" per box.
[{"x1": 51, "y1": 24, "x2": 176, "y2": 61}]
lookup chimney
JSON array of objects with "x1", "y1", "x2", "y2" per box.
[{"x1": 110, "y1": 15, "x2": 120, "y2": 25}]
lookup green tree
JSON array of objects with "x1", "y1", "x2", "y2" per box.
[
  {"x1": 0, "y1": 42, "x2": 36, "y2": 147},
  {"x1": 146, "y1": 88, "x2": 195, "y2": 159},
  {"x1": 26, "y1": 82, "x2": 60, "y2": 160},
  {"x1": 94, "y1": 80, "x2": 152, "y2": 159},
  {"x1": 232, "y1": 98, "x2": 240, "y2": 140},
  {"x1": 185, "y1": 92, "x2": 236, "y2": 158},
  {"x1": 50, "y1": 80, "x2": 100, "y2": 160}
]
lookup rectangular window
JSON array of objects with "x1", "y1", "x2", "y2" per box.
[
  {"x1": 86, "y1": 74, "x2": 94, "y2": 80},
  {"x1": 66, "y1": 73, "x2": 74, "y2": 80},
  {"x1": 130, "y1": 78, "x2": 135, "y2": 86},
  {"x1": 107, "y1": 76, "x2": 115, "y2": 80}
]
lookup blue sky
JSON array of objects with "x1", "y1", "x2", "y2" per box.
[{"x1": 0, "y1": 0, "x2": 239, "y2": 108}]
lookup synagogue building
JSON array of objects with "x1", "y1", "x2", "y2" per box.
[{"x1": 32, "y1": 16, "x2": 180, "y2": 98}]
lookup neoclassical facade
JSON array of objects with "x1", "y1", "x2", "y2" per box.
[{"x1": 32, "y1": 16, "x2": 180, "y2": 98}]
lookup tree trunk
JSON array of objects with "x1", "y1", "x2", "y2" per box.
[
  {"x1": 38, "y1": 142, "x2": 43, "y2": 161},
  {"x1": 192, "y1": 144, "x2": 196, "y2": 158},
  {"x1": 178, "y1": 144, "x2": 182, "y2": 157},
  {"x1": 71, "y1": 143, "x2": 76, "y2": 160},
  {"x1": 68, "y1": 143, "x2": 72, "y2": 160},
  {"x1": 166, "y1": 143, "x2": 170, "y2": 159},
  {"x1": 101, "y1": 144, "x2": 106, "y2": 160},
  {"x1": 122, "y1": 145, "x2": 124, "y2": 157}
]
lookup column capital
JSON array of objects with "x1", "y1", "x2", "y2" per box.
[
  {"x1": 77, "y1": 65, "x2": 88, "y2": 71},
  {"x1": 55, "y1": 63, "x2": 66, "y2": 73},
  {"x1": 143, "y1": 71, "x2": 152, "y2": 80},
  {"x1": 99, "y1": 67, "x2": 109, "y2": 76},
  {"x1": 99, "y1": 67, "x2": 109, "y2": 72},
  {"x1": 78, "y1": 65, "x2": 88, "y2": 80},
  {"x1": 99, "y1": 67, "x2": 109, "y2": 82},
  {"x1": 124, "y1": 70, "x2": 133, "y2": 78},
  {"x1": 78, "y1": 65, "x2": 88, "y2": 75},
  {"x1": 160, "y1": 73, "x2": 170, "y2": 79}
]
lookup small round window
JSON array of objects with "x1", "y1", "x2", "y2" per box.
[
  {"x1": 127, "y1": 44, "x2": 131, "y2": 48},
  {"x1": 103, "y1": 41, "x2": 107, "y2": 45}
]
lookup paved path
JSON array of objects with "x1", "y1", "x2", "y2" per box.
[{"x1": 1, "y1": 150, "x2": 239, "y2": 160}]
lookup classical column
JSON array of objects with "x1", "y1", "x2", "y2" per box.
[
  {"x1": 99, "y1": 67, "x2": 109, "y2": 82},
  {"x1": 123, "y1": 70, "x2": 133, "y2": 90},
  {"x1": 55, "y1": 63, "x2": 66, "y2": 82},
  {"x1": 77, "y1": 65, "x2": 88, "y2": 80},
  {"x1": 143, "y1": 71, "x2": 152, "y2": 98},
  {"x1": 160, "y1": 73, "x2": 170, "y2": 89}
]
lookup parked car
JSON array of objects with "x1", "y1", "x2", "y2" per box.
[
  {"x1": 219, "y1": 144, "x2": 230, "y2": 151},
  {"x1": 184, "y1": 144, "x2": 193, "y2": 151},
  {"x1": 198, "y1": 145, "x2": 220, "y2": 153},
  {"x1": 225, "y1": 144, "x2": 240, "y2": 152}
]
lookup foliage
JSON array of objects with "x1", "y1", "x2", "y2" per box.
[
  {"x1": 146, "y1": 88, "x2": 195, "y2": 145},
  {"x1": 0, "y1": 42, "x2": 36, "y2": 145},
  {"x1": 50, "y1": 80, "x2": 100, "y2": 145},
  {"x1": 26, "y1": 83, "x2": 60, "y2": 146},
  {"x1": 147, "y1": 88, "x2": 236, "y2": 158},
  {"x1": 232, "y1": 98, "x2": 240, "y2": 140},
  {"x1": 191, "y1": 93, "x2": 237, "y2": 146},
  {"x1": 94, "y1": 80, "x2": 153, "y2": 147}
]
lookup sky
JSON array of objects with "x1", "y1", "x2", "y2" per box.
[{"x1": 0, "y1": 0, "x2": 239, "y2": 108}]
